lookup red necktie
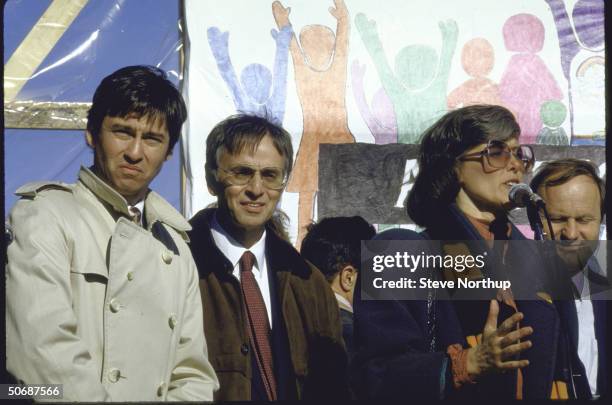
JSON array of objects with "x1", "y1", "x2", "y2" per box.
[{"x1": 240, "y1": 251, "x2": 277, "y2": 400}]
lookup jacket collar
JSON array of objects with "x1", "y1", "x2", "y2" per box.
[
  {"x1": 189, "y1": 208, "x2": 310, "y2": 279},
  {"x1": 78, "y1": 166, "x2": 191, "y2": 238},
  {"x1": 424, "y1": 203, "x2": 525, "y2": 241}
]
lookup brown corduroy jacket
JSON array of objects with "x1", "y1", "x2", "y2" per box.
[{"x1": 187, "y1": 208, "x2": 348, "y2": 401}]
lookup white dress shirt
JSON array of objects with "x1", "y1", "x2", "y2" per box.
[
  {"x1": 334, "y1": 292, "x2": 353, "y2": 314},
  {"x1": 573, "y1": 271, "x2": 598, "y2": 396},
  {"x1": 210, "y1": 214, "x2": 272, "y2": 328}
]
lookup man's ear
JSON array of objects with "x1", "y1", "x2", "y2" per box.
[
  {"x1": 205, "y1": 166, "x2": 219, "y2": 196},
  {"x1": 339, "y1": 265, "x2": 357, "y2": 292},
  {"x1": 85, "y1": 131, "x2": 95, "y2": 148}
]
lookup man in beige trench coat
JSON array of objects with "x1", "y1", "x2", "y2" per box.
[{"x1": 5, "y1": 66, "x2": 219, "y2": 401}]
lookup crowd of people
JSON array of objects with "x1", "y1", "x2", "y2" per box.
[{"x1": 5, "y1": 65, "x2": 607, "y2": 401}]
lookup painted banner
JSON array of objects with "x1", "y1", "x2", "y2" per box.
[
  {"x1": 181, "y1": 0, "x2": 605, "y2": 245},
  {"x1": 318, "y1": 143, "x2": 606, "y2": 225}
]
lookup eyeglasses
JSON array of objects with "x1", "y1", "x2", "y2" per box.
[
  {"x1": 215, "y1": 164, "x2": 288, "y2": 190},
  {"x1": 458, "y1": 140, "x2": 535, "y2": 171}
]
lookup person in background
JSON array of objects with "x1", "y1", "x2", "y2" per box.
[
  {"x1": 531, "y1": 158, "x2": 607, "y2": 399},
  {"x1": 300, "y1": 216, "x2": 376, "y2": 358},
  {"x1": 187, "y1": 113, "x2": 348, "y2": 401},
  {"x1": 5, "y1": 65, "x2": 219, "y2": 401}
]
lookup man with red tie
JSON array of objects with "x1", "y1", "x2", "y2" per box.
[{"x1": 188, "y1": 114, "x2": 347, "y2": 400}]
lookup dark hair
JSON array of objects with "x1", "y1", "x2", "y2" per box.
[
  {"x1": 87, "y1": 65, "x2": 187, "y2": 153},
  {"x1": 267, "y1": 209, "x2": 292, "y2": 243},
  {"x1": 300, "y1": 216, "x2": 376, "y2": 281},
  {"x1": 205, "y1": 113, "x2": 294, "y2": 186},
  {"x1": 530, "y1": 158, "x2": 605, "y2": 218},
  {"x1": 407, "y1": 105, "x2": 520, "y2": 227}
]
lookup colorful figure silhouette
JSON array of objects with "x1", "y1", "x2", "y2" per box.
[
  {"x1": 355, "y1": 13, "x2": 458, "y2": 144},
  {"x1": 544, "y1": 0, "x2": 604, "y2": 79},
  {"x1": 207, "y1": 22, "x2": 293, "y2": 125},
  {"x1": 499, "y1": 14, "x2": 563, "y2": 144},
  {"x1": 273, "y1": 0, "x2": 355, "y2": 247},
  {"x1": 571, "y1": 56, "x2": 605, "y2": 144},
  {"x1": 545, "y1": 0, "x2": 604, "y2": 142},
  {"x1": 536, "y1": 100, "x2": 568, "y2": 145},
  {"x1": 447, "y1": 38, "x2": 502, "y2": 109},
  {"x1": 351, "y1": 59, "x2": 397, "y2": 144}
]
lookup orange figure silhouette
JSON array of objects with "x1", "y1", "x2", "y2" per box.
[
  {"x1": 447, "y1": 38, "x2": 502, "y2": 109},
  {"x1": 273, "y1": 0, "x2": 355, "y2": 247}
]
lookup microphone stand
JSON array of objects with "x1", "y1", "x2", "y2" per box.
[{"x1": 526, "y1": 200, "x2": 553, "y2": 241}]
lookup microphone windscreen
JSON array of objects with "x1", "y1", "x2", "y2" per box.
[{"x1": 508, "y1": 183, "x2": 532, "y2": 207}]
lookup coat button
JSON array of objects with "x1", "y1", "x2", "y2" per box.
[
  {"x1": 157, "y1": 381, "x2": 166, "y2": 397},
  {"x1": 240, "y1": 343, "x2": 249, "y2": 355},
  {"x1": 108, "y1": 368, "x2": 121, "y2": 383},
  {"x1": 168, "y1": 314, "x2": 178, "y2": 330},
  {"x1": 109, "y1": 298, "x2": 120, "y2": 313},
  {"x1": 5, "y1": 224, "x2": 13, "y2": 245},
  {"x1": 127, "y1": 272, "x2": 134, "y2": 281},
  {"x1": 162, "y1": 250, "x2": 173, "y2": 264}
]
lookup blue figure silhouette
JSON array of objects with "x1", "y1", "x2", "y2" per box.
[{"x1": 207, "y1": 24, "x2": 293, "y2": 125}]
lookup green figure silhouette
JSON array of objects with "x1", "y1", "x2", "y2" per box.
[
  {"x1": 355, "y1": 13, "x2": 458, "y2": 144},
  {"x1": 536, "y1": 100, "x2": 569, "y2": 145}
]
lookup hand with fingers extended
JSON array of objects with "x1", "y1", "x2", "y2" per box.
[
  {"x1": 329, "y1": 0, "x2": 348, "y2": 21},
  {"x1": 466, "y1": 299, "x2": 533, "y2": 377},
  {"x1": 355, "y1": 13, "x2": 378, "y2": 41},
  {"x1": 272, "y1": 1, "x2": 291, "y2": 28},
  {"x1": 438, "y1": 19, "x2": 458, "y2": 41},
  {"x1": 207, "y1": 27, "x2": 229, "y2": 51}
]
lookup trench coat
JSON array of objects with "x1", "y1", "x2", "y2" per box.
[{"x1": 6, "y1": 167, "x2": 219, "y2": 402}]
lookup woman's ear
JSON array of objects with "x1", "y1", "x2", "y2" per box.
[{"x1": 454, "y1": 164, "x2": 464, "y2": 185}]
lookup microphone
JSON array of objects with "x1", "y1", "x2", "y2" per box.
[
  {"x1": 508, "y1": 183, "x2": 544, "y2": 208},
  {"x1": 509, "y1": 183, "x2": 554, "y2": 240}
]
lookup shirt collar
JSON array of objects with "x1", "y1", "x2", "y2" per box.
[
  {"x1": 129, "y1": 200, "x2": 146, "y2": 226},
  {"x1": 132, "y1": 200, "x2": 145, "y2": 213},
  {"x1": 572, "y1": 268, "x2": 592, "y2": 300},
  {"x1": 210, "y1": 212, "x2": 266, "y2": 271},
  {"x1": 334, "y1": 292, "x2": 353, "y2": 313}
]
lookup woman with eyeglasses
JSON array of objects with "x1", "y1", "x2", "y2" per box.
[{"x1": 352, "y1": 105, "x2": 562, "y2": 400}]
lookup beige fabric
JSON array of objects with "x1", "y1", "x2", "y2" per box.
[{"x1": 6, "y1": 166, "x2": 219, "y2": 401}]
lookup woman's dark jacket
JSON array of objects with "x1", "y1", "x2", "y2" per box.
[{"x1": 351, "y1": 204, "x2": 561, "y2": 399}]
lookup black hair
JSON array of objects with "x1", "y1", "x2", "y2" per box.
[
  {"x1": 87, "y1": 65, "x2": 186, "y2": 153},
  {"x1": 300, "y1": 216, "x2": 376, "y2": 281},
  {"x1": 406, "y1": 105, "x2": 520, "y2": 227}
]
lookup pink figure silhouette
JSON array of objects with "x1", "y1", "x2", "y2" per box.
[
  {"x1": 499, "y1": 14, "x2": 563, "y2": 144},
  {"x1": 447, "y1": 38, "x2": 502, "y2": 109},
  {"x1": 351, "y1": 59, "x2": 397, "y2": 144}
]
